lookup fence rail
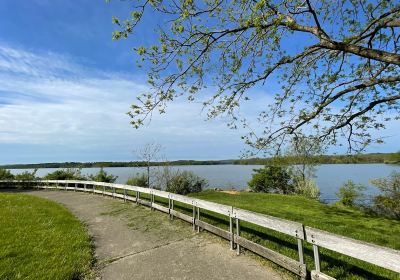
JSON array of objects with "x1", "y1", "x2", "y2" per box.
[{"x1": 1, "y1": 180, "x2": 399, "y2": 279}]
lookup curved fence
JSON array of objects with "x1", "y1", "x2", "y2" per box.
[{"x1": 1, "y1": 180, "x2": 399, "y2": 280}]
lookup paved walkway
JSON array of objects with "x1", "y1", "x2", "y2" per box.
[{"x1": 28, "y1": 191, "x2": 284, "y2": 280}]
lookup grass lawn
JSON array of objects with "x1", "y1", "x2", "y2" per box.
[
  {"x1": 0, "y1": 192, "x2": 93, "y2": 280},
  {"x1": 186, "y1": 191, "x2": 400, "y2": 280}
]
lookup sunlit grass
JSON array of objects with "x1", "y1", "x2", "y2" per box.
[
  {"x1": 0, "y1": 193, "x2": 93, "y2": 280},
  {"x1": 188, "y1": 191, "x2": 400, "y2": 280},
  {"x1": 66, "y1": 185, "x2": 400, "y2": 279}
]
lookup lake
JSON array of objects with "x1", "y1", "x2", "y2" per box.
[{"x1": 10, "y1": 164, "x2": 400, "y2": 203}]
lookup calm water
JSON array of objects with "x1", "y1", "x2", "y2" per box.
[{"x1": 10, "y1": 164, "x2": 400, "y2": 202}]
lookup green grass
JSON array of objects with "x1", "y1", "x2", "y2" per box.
[
  {"x1": 0, "y1": 193, "x2": 93, "y2": 280},
  {"x1": 186, "y1": 191, "x2": 400, "y2": 280},
  {"x1": 86, "y1": 186, "x2": 400, "y2": 279}
]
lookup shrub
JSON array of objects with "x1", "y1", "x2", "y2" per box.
[
  {"x1": 44, "y1": 168, "x2": 87, "y2": 180},
  {"x1": 153, "y1": 165, "x2": 174, "y2": 190},
  {"x1": 336, "y1": 180, "x2": 366, "y2": 206},
  {"x1": 126, "y1": 173, "x2": 148, "y2": 188},
  {"x1": 370, "y1": 172, "x2": 400, "y2": 219},
  {"x1": 14, "y1": 169, "x2": 38, "y2": 181},
  {"x1": 88, "y1": 168, "x2": 117, "y2": 183},
  {"x1": 0, "y1": 169, "x2": 14, "y2": 180},
  {"x1": 248, "y1": 166, "x2": 293, "y2": 194},
  {"x1": 293, "y1": 177, "x2": 320, "y2": 199},
  {"x1": 166, "y1": 171, "x2": 207, "y2": 195}
]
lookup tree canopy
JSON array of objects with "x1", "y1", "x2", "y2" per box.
[{"x1": 111, "y1": 0, "x2": 400, "y2": 154}]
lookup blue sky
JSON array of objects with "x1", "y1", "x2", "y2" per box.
[{"x1": 0, "y1": 0, "x2": 398, "y2": 164}]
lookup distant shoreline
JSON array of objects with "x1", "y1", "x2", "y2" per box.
[{"x1": 2, "y1": 152, "x2": 399, "y2": 169}]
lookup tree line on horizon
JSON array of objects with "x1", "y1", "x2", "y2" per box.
[{"x1": 1, "y1": 152, "x2": 399, "y2": 169}]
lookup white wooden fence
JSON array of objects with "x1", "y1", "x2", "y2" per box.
[{"x1": 2, "y1": 180, "x2": 399, "y2": 280}]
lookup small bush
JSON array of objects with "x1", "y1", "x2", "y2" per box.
[
  {"x1": 14, "y1": 169, "x2": 38, "y2": 181},
  {"x1": 370, "y1": 172, "x2": 400, "y2": 219},
  {"x1": 248, "y1": 166, "x2": 293, "y2": 194},
  {"x1": 44, "y1": 169, "x2": 87, "y2": 180},
  {"x1": 336, "y1": 180, "x2": 366, "y2": 206},
  {"x1": 88, "y1": 168, "x2": 117, "y2": 183},
  {"x1": 166, "y1": 171, "x2": 207, "y2": 195},
  {"x1": 293, "y1": 177, "x2": 320, "y2": 199},
  {"x1": 0, "y1": 169, "x2": 14, "y2": 180},
  {"x1": 126, "y1": 173, "x2": 148, "y2": 188}
]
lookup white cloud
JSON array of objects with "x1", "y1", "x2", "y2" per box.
[
  {"x1": 0, "y1": 43, "x2": 397, "y2": 164},
  {"x1": 0, "y1": 44, "x2": 84, "y2": 78},
  {"x1": 0, "y1": 43, "x2": 249, "y2": 162}
]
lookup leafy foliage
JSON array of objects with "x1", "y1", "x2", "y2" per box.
[
  {"x1": 126, "y1": 173, "x2": 149, "y2": 188},
  {"x1": 370, "y1": 172, "x2": 400, "y2": 219},
  {"x1": 135, "y1": 142, "x2": 162, "y2": 188},
  {"x1": 293, "y1": 177, "x2": 320, "y2": 199},
  {"x1": 384, "y1": 151, "x2": 400, "y2": 164},
  {"x1": 248, "y1": 166, "x2": 293, "y2": 194},
  {"x1": 283, "y1": 135, "x2": 322, "y2": 199},
  {"x1": 285, "y1": 134, "x2": 323, "y2": 180},
  {"x1": 153, "y1": 164, "x2": 174, "y2": 190},
  {"x1": 88, "y1": 168, "x2": 117, "y2": 183},
  {"x1": 0, "y1": 169, "x2": 14, "y2": 180},
  {"x1": 165, "y1": 171, "x2": 207, "y2": 195},
  {"x1": 43, "y1": 168, "x2": 87, "y2": 180},
  {"x1": 336, "y1": 180, "x2": 366, "y2": 206},
  {"x1": 14, "y1": 169, "x2": 38, "y2": 181},
  {"x1": 111, "y1": 0, "x2": 400, "y2": 153}
]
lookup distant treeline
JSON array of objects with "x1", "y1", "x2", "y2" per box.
[
  {"x1": 1, "y1": 153, "x2": 399, "y2": 169},
  {"x1": 233, "y1": 152, "x2": 400, "y2": 165},
  {"x1": 0, "y1": 160, "x2": 235, "y2": 169}
]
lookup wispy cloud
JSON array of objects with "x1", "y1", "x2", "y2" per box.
[
  {"x1": 0, "y1": 43, "x2": 249, "y2": 163},
  {"x1": 0, "y1": 44, "x2": 84, "y2": 78},
  {"x1": 1, "y1": 42, "x2": 396, "y2": 164}
]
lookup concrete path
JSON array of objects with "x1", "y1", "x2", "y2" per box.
[{"x1": 28, "y1": 191, "x2": 284, "y2": 280}]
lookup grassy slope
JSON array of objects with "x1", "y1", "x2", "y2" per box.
[
  {"x1": 188, "y1": 191, "x2": 400, "y2": 280},
  {"x1": 0, "y1": 193, "x2": 93, "y2": 280}
]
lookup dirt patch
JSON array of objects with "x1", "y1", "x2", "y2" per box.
[{"x1": 220, "y1": 190, "x2": 241, "y2": 195}]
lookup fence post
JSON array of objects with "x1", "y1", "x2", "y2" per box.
[
  {"x1": 112, "y1": 187, "x2": 115, "y2": 198},
  {"x1": 103, "y1": 185, "x2": 105, "y2": 196},
  {"x1": 236, "y1": 218, "x2": 240, "y2": 255},
  {"x1": 229, "y1": 207, "x2": 234, "y2": 250},
  {"x1": 171, "y1": 199, "x2": 174, "y2": 220},
  {"x1": 151, "y1": 191, "x2": 154, "y2": 211},
  {"x1": 149, "y1": 190, "x2": 152, "y2": 210},
  {"x1": 298, "y1": 239, "x2": 305, "y2": 265},
  {"x1": 298, "y1": 238, "x2": 307, "y2": 280},
  {"x1": 92, "y1": 184, "x2": 95, "y2": 194},
  {"x1": 84, "y1": 184, "x2": 86, "y2": 192},
  {"x1": 168, "y1": 195, "x2": 171, "y2": 219},
  {"x1": 65, "y1": 182, "x2": 68, "y2": 191},
  {"x1": 74, "y1": 183, "x2": 77, "y2": 192},
  {"x1": 124, "y1": 188, "x2": 127, "y2": 202},
  {"x1": 313, "y1": 244, "x2": 321, "y2": 272},
  {"x1": 197, "y1": 207, "x2": 200, "y2": 233},
  {"x1": 192, "y1": 203, "x2": 196, "y2": 231}
]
